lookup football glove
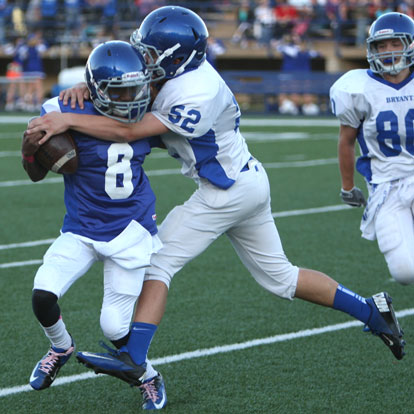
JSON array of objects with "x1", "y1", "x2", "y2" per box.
[{"x1": 340, "y1": 187, "x2": 367, "y2": 207}]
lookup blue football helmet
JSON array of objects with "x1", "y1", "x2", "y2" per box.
[
  {"x1": 367, "y1": 12, "x2": 414, "y2": 75},
  {"x1": 130, "y1": 6, "x2": 209, "y2": 80},
  {"x1": 85, "y1": 40, "x2": 151, "y2": 123}
]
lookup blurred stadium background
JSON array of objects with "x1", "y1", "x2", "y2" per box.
[
  {"x1": 0, "y1": 0, "x2": 406, "y2": 114},
  {"x1": 2, "y1": 2, "x2": 414, "y2": 412}
]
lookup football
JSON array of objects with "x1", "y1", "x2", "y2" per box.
[{"x1": 35, "y1": 131, "x2": 78, "y2": 174}]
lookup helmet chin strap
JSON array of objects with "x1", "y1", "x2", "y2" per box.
[
  {"x1": 156, "y1": 43, "x2": 181, "y2": 65},
  {"x1": 175, "y1": 50, "x2": 197, "y2": 76},
  {"x1": 153, "y1": 43, "x2": 197, "y2": 77}
]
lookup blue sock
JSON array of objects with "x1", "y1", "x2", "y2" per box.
[
  {"x1": 125, "y1": 322, "x2": 157, "y2": 366},
  {"x1": 333, "y1": 285, "x2": 372, "y2": 324}
]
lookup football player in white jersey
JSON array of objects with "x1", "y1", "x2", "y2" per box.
[
  {"x1": 23, "y1": 41, "x2": 163, "y2": 396},
  {"x1": 330, "y1": 12, "x2": 414, "y2": 285},
  {"x1": 26, "y1": 6, "x2": 406, "y2": 409}
]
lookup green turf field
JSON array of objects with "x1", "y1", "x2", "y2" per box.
[{"x1": 0, "y1": 116, "x2": 412, "y2": 413}]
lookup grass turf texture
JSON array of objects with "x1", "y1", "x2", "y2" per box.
[{"x1": 0, "y1": 116, "x2": 412, "y2": 413}]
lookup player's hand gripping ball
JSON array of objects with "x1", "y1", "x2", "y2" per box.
[{"x1": 35, "y1": 131, "x2": 78, "y2": 174}]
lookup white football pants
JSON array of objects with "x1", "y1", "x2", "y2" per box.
[
  {"x1": 369, "y1": 178, "x2": 414, "y2": 284},
  {"x1": 145, "y1": 161, "x2": 299, "y2": 300},
  {"x1": 34, "y1": 230, "x2": 153, "y2": 340}
]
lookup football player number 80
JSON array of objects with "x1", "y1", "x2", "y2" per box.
[
  {"x1": 376, "y1": 109, "x2": 414, "y2": 156},
  {"x1": 105, "y1": 143, "x2": 134, "y2": 200}
]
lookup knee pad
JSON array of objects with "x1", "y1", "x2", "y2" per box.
[
  {"x1": 386, "y1": 253, "x2": 414, "y2": 285},
  {"x1": 32, "y1": 289, "x2": 60, "y2": 327},
  {"x1": 100, "y1": 305, "x2": 131, "y2": 341},
  {"x1": 376, "y1": 218, "x2": 414, "y2": 284}
]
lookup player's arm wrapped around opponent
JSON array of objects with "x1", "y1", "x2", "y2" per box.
[{"x1": 21, "y1": 127, "x2": 48, "y2": 182}]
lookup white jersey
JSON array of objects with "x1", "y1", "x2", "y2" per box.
[
  {"x1": 146, "y1": 60, "x2": 299, "y2": 300},
  {"x1": 151, "y1": 60, "x2": 252, "y2": 189},
  {"x1": 330, "y1": 69, "x2": 414, "y2": 184}
]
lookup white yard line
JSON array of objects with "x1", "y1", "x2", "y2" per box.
[
  {"x1": 264, "y1": 158, "x2": 337, "y2": 168},
  {"x1": 0, "y1": 177, "x2": 63, "y2": 187},
  {"x1": 273, "y1": 204, "x2": 350, "y2": 218},
  {"x1": 1, "y1": 307, "x2": 412, "y2": 398},
  {"x1": 0, "y1": 239, "x2": 56, "y2": 250},
  {"x1": 242, "y1": 132, "x2": 336, "y2": 141},
  {"x1": 0, "y1": 259, "x2": 43, "y2": 269},
  {"x1": 0, "y1": 151, "x2": 20, "y2": 157}
]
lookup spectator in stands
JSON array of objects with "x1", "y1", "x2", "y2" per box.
[
  {"x1": 26, "y1": 0, "x2": 42, "y2": 32},
  {"x1": 277, "y1": 93, "x2": 300, "y2": 115},
  {"x1": 206, "y1": 35, "x2": 226, "y2": 69},
  {"x1": 273, "y1": 0, "x2": 299, "y2": 40},
  {"x1": 326, "y1": 0, "x2": 355, "y2": 54},
  {"x1": 278, "y1": 34, "x2": 319, "y2": 72},
  {"x1": 276, "y1": 34, "x2": 321, "y2": 115},
  {"x1": 373, "y1": 0, "x2": 393, "y2": 18},
  {"x1": 231, "y1": 0, "x2": 255, "y2": 48},
  {"x1": 22, "y1": 31, "x2": 47, "y2": 112},
  {"x1": 102, "y1": 0, "x2": 118, "y2": 37},
  {"x1": 307, "y1": 0, "x2": 331, "y2": 39},
  {"x1": 10, "y1": 0, "x2": 26, "y2": 38},
  {"x1": 291, "y1": 5, "x2": 312, "y2": 40},
  {"x1": 348, "y1": 0, "x2": 373, "y2": 47},
  {"x1": 4, "y1": 36, "x2": 25, "y2": 111},
  {"x1": 64, "y1": 0, "x2": 82, "y2": 41},
  {"x1": 0, "y1": 0, "x2": 9, "y2": 45},
  {"x1": 40, "y1": 0, "x2": 58, "y2": 46},
  {"x1": 253, "y1": 0, "x2": 277, "y2": 56}
]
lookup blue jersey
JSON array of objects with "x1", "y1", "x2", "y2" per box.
[{"x1": 41, "y1": 97, "x2": 157, "y2": 241}]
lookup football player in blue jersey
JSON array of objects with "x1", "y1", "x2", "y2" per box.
[
  {"x1": 331, "y1": 12, "x2": 414, "y2": 285},
  {"x1": 26, "y1": 6, "x2": 406, "y2": 410},
  {"x1": 22, "y1": 41, "x2": 164, "y2": 398}
]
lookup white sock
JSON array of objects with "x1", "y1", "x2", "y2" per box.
[
  {"x1": 42, "y1": 318, "x2": 72, "y2": 350},
  {"x1": 144, "y1": 359, "x2": 158, "y2": 380}
]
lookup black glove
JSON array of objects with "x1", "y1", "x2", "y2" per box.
[{"x1": 340, "y1": 187, "x2": 367, "y2": 207}]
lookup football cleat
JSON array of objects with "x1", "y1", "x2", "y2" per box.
[
  {"x1": 30, "y1": 340, "x2": 75, "y2": 390},
  {"x1": 139, "y1": 372, "x2": 167, "y2": 410},
  {"x1": 76, "y1": 342, "x2": 146, "y2": 386},
  {"x1": 365, "y1": 292, "x2": 405, "y2": 360}
]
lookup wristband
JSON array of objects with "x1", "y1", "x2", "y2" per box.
[{"x1": 22, "y1": 153, "x2": 35, "y2": 163}]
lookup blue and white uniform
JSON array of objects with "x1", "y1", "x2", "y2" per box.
[
  {"x1": 330, "y1": 69, "x2": 414, "y2": 283},
  {"x1": 34, "y1": 97, "x2": 162, "y2": 340},
  {"x1": 146, "y1": 60, "x2": 299, "y2": 299}
]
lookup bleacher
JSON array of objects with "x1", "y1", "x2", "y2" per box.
[
  {"x1": 219, "y1": 70, "x2": 343, "y2": 113},
  {"x1": 221, "y1": 71, "x2": 342, "y2": 95},
  {"x1": 0, "y1": 1, "x2": 370, "y2": 114}
]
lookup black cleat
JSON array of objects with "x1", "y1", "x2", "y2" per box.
[
  {"x1": 76, "y1": 342, "x2": 146, "y2": 386},
  {"x1": 365, "y1": 292, "x2": 406, "y2": 360}
]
